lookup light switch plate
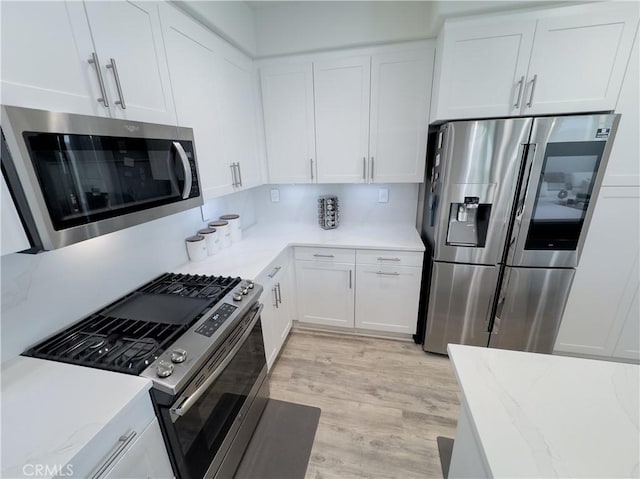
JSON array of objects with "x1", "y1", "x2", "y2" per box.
[
  {"x1": 378, "y1": 188, "x2": 389, "y2": 203},
  {"x1": 270, "y1": 188, "x2": 280, "y2": 202}
]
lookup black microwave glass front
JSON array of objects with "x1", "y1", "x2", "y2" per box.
[{"x1": 23, "y1": 132, "x2": 200, "y2": 231}]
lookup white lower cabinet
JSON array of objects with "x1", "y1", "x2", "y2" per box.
[
  {"x1": 355, "y1": 265, "x2": 421, "y2": 334},
  {"x1": 294, "y1": 247, "x2": 423, "y2": 335},
  {"x1": 295, "y1": 260, "x2": 355, "y2": 328},
  {"x1": 259, "y1": 251, "x2": 293, "y2": 369},
  {"x1": 101, "y1": 419, "x2": 173, "y2": 479}
]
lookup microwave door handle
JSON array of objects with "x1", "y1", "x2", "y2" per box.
[
  {"x1": 169, "y1": 303, "x2": 264, "y2": 422},
  {"x1": 172, "y1": 141, "x2": 192, "y2": 199}
]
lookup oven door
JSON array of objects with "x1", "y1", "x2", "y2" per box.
[{"x1": 154, "y1": 303, "x2": 267, "y2": 479}]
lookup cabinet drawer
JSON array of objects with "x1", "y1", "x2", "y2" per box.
[
  {"x1": 295, "y1": 246, "x2": 355, "y2": 263},
  {"x1": 356, "y1": 249, "x2": 423, "y2": 267}
]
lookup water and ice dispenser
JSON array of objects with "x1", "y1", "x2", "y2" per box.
[{"x1": 446, "y1": 196, "x2": 491, "y2": 247}]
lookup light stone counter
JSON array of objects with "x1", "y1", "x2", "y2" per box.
[
  {"x1": 176, "y1": 221, "x2": 425, "y2": 279},
  {"x1": 447, "y1": 344, "x2": 640, "y2": 478},
  {"x1": 1, "y1": 356, "x2": 154, "y2": 478}
]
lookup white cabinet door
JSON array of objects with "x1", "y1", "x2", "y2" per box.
[
  {"x1": 218, "y1": 46, "x2": 262, "y2": 190},
  {"x1": 102, "y1": 419, "x2": 174, "y2": 479},
  {"x1": 0, "y1": 1, "x2": 105, "y2": 116},
  {"x1": 555, "y1": 186, "x2": 640, "y2": 358},
  {"x1": 160, "y1": 5, "x2": 232, "y2": 200},
  {"x1": 260, "y1": 275, "x2": 280, "y2": 369},
  {"x1": 314, "y1": 56, "x2": 371, "y2": 183},
  {"x1": 369, "y1": 48, "x2": 434, "y2": 183},
  {"x1": 524, "y1": 3, "x2": 639, "y2": 116},
  {"x1": 260, "y1": 63, "x2": 316, "y2": 184},
  {"x1": 1, "y1": 174, "x2": 30, "y2": 256},
  {"x1": 295, "y1": 261, "x2": 355, "y2": 328},
  {"x1": 259, "y1": 256, "x2": 292, "y2": 369},
  {"x1": 431, "y1": 17, "x2": 535, "y2": 121},
  {"x1": 84, "y1": 1, "x2": 176, "y2": 125},
  {"x1": 604, "y1": 31, "x2": 639, "y2": 187},
  {"x1": 355, "y1": 265, "x2": 421, "y2": 334}
]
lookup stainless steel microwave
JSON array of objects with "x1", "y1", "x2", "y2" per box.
[{"x1": 1, "y1": 106, "x2": 203, "y2": 252}]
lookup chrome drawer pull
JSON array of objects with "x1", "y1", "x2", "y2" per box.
[
  {"x1": 313, "y1": 254, "x2": 335, "y2": 258},
  {"x1": 91, "y1": 430, "x2": 137, "y2": 478},
  {"x1": 377, "y1": 257, "x2": 401, "y2": 262},
  {"x1": 376, "y1": 271, "x2": 400, "y2": 276},
  {"x1": 267, "y1": 266, "x2": 281, "y2": 278}
]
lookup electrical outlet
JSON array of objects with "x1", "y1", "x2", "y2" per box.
[
  {"x1": 270, "y1": 188, "x2": 280, "y2": 202},
  {"x1": 378, "y1": 188, "x2": 389, "y2": 203}
]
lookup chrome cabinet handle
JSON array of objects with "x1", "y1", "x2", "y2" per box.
[
  {"x1": 370, "y1": 157, "x2": 374, "y2": 181},
  {"x1": 276, "y1": 282, "x2": 282, "y2": 305},
  {"x1": 526, "y1": 74, "x2": 538, "y2": 108},
  {"x1": 267, "y1": 266, "x2": 281, "y2": 278},
  {"x1": 273, "y1": 286, "x2": 278, "y2": 308},
  {"x1": 377, "y1": 257, "x2": 400, "y2": 262},
  {"x1": 170, "y1": 304, "x2": 263, "y2": 421},
  {"x1": 313, "y1": 254, "x2": 334, "y2": 258},
  {"x1": 349, "y1": 269, "x2": 352, "y2": 289},
  {"x1": 173, "y1": 142, "x2": 192, "y2": 199},
  {"x1": 375, "y1": 271, "x2": 400, "y2": 276},
  {"x1": 310, "y1": 158, "x2": 314, "y2": 181},
  {"x1": 91, "y1": 430, "x2": 137, "y2": 479},
  {"x1": 88, "y1": 52, "x2": 109, "y2": 107},
  {"x1": 514, "y1": 75, "x2": 524, "y2": 109},
  {"x1": 106, "y1": 58, "x2": 126, "y2": 109},
  {"x1": 236, "y1": 162, "x2": 243, "y2": 187},
  {"x1": 230, "y1": 163, "x2": 237, "y2": 187},
  {"x1": 362, "y1": 157, "x2": 367, "y2": 181}
]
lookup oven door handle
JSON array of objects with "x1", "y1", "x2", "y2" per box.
[{"x1": 169, "y1": 303, "x2": 264, "y2": 422}]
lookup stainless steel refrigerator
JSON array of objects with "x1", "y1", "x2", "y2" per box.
[{"x1": 419, "y1": 114, "x2": 620, "y2": 354}]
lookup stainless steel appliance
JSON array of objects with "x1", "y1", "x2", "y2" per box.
[
  {"x1": 418, "y1": 114, "x2": 620, "y2": 354},
  {"x1": 23, "y1": 273, "x2": 267, "y2": 479},
  {"x1": 1, "y1": 106, "x2": 202, "y2": 252}
]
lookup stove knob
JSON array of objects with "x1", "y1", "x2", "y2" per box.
[
  {"x1": 233, "y1": 293, "x2": 242, "y2": 301},
  {"x1": 246, "y1": 281, "x2": 254, "y2": 289},
  {"x1": 171, "y1": 348, "x2": 188, "y2": 364},
  {"x1": 156, "y1": 360, "x2": 174, "y2": 378},
  {"x1": 241, "y1": 288, "x2": 248, "y2": 295}
]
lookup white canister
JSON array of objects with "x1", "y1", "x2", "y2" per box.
[
  {"x1": 219, "y1": 214, "x2": 241, "y2": 243},
  {"x1": 198, "y1": 227, "x2": 219, "y2": 256},
  {"x1": 209, "y1": 220, "x2": 231, "y2": 248},
  {"x1": 185, "y1": 235, "x2": 207, "y2": 262}
]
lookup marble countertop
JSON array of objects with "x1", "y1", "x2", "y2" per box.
[
  {"x1": 176, "y1": 221, "x2": 425, "y2": 279},
  {"x1": 1, "y1": 356, "x2": 153, "y2": 478},
  {"x1": 448, "y1": 344, "x2": 640, "y2": 478}
]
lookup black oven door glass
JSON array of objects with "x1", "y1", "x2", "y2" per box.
[
  {"x1": 174, "y1": 319, "x2": 265, "y2": 479},
  {"x1": 23, "y1": 132, "x2": 198, "y2": 230}
]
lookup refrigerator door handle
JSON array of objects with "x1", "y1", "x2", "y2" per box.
[{"x1": 515, "y1": 144, "x2": 537, "y2": 223}]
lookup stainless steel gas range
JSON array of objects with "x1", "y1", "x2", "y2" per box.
[{"x1": 23, "y1": 273, "x2": 268, "y2": 479}]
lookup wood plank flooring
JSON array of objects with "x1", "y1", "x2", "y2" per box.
[{"x1": 268, "y1": 330, "x2": 460, "y2": 479}]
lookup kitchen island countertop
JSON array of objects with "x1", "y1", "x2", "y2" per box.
[
  {"x1": 447, "y1": 344, "x2": 640, "y2": 478},
  {"x1": 175, "y1": 221, "x2": 425, "y2": 279},
  {"x1": 1, "y1": 356, "x2": 153, "y2": 478}
]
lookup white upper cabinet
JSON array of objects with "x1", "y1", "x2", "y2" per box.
[
  {"x1": 160, "y1": 5, "x2": 232, "y2": 199},
  {"x1": 1, "y1": 1, "x2": 175, "y2": 124},
  {"x1": 525, "y1": 3, "x2": 639, "y2": 116},
  {"x1": 260, "y1": 63, "x2": 316, "y2": 184},
  {"x1": 83, "y1": 1, "x2": 176, "y2": 125},
  {"x1": 217, "y1": 46, "x2": 262, "y2": 190},
  {"x1": 432, "y1": 2, "x2": 640, "y2": 121},
  {"x1": 314, "y1": 56, "x2": 371, "y2": 183},
  {"x1": 369, "y1": 48, "x2": 434, "y2": 183},
  {"x1": 0, "y1": 1, "x2": 104, "y2": 116},
  {"x1": 431, "y1": 17, "x2": 535, "y2": 121}
]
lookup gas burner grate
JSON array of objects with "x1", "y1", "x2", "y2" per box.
[{"x1": 139, "y1": 273, "x2": 241, "y2": 301}]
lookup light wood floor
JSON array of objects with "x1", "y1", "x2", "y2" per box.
[{"x1": 268, "y1": 330, "x2": 460, "y2": 479}]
